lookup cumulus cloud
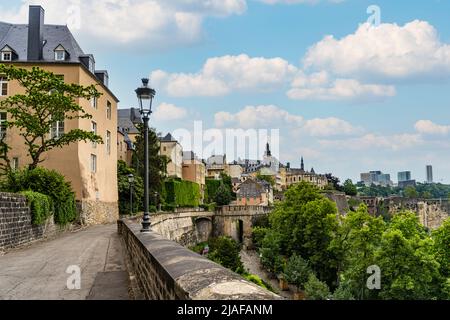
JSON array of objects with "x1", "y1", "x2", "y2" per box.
[
  {"x1": 153, "y1": 103, "x2": 188, "y2": 121},
  {"x1": 151, "y1": 54, "x2": 297, "y2": 97},
  {"x1": 287, "y1": 71, "x2": 396, "y2": 101},
  {"x1": 0, "y1": 0, "x2": 247, "y2": 50},
  {"x1": 303, "y1": 21, "x2": 450, "y2": 81},
  {"x1": 319, "y1": 133, "x2": 424, "y2": 151},
  {"x1": 214, "y1": 105, "x2": 360, "y2": 138},
  {"x1": 415, "y1": 120, "x2": 450, "y2": 135},
  {"x1": 302, "y1": 117, "x2": 362, "y2": 137},
  {"x1": 215, "y1": 105, "x2": 303, "y2": 129}
]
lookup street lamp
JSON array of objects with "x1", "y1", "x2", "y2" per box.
[
  {"x1": 136, "y1": 78, "x2": 156, "y2": 232},
  {"x1": 128, "y1": 174, "x2": 134, "y2": 215}
]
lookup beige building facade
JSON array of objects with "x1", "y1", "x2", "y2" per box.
[
  {"x1": 0, "y1": 6, "x2": 119, "y2": 224},
  {"x1": 159, "y1": 133, "x2": 183, "y2": 179}
]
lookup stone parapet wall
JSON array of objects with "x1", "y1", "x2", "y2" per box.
[
  {"x1": 118, "y1": 219, "x2": 281, "y2": 300},
  {"x1": 78, "y1": 200, "x2": 119, "y2": 226},
  {"x1": 0, "y1": 192, "x2": 60, "y2": 251}
]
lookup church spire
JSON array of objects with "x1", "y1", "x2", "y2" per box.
[
  {"x1": 265, "y1": 142, "x2": 271, "y2": 157},
  {"x1": 301, "y1": 156, "x2": 304, "y2": 171}
]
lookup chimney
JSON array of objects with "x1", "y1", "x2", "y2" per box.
[{"x1": 27, "y1": 5, "x2": 45, "y2": 61}]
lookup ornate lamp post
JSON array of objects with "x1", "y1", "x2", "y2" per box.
[
  {"x1": 135, "y1": 78, "x2": 156, "y2": 232},
  {"x1": 128, "y1": 174, "x2": 134, "y2": 215}
]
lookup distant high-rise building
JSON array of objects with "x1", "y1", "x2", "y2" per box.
[
  {"x1": 398, "y1": 171, "x2": 412, "y2": 183},
  {"x1": 426, "y1": 165, "x2": 433, "y2": 184},
  {"x1": 360, "y1": 171, "x2": 393, "y2": 187}
]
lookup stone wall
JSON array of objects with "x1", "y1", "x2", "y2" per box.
[
  {"x1": 324, "y1": 192, "x2": 350, "y2": 215},
  {"x1": 383, "y1": 197, "x2": 449, "y2": 230},
  {"x1": 118, "y1": 219, "x2": 281, "y2": 300},
  {"x1": 0, "y1": 192, "x2": 60, "y2": 251},
  {"x1": 150, "y1": 210, "x2": 214, "y2": 247},
  {"x1": 78, "y1": 200, "x2": 119, "y2": 226}
]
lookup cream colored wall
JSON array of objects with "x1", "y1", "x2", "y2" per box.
[
  {"x1": 227, "y1": 164, "x2": 243, "y2": 178},
  {"x1": 0, "y1": 63, "x2": 118, "y2": 203},
  {"x1": 160, "y1": 141, "x2": 183, "y2": 178}
]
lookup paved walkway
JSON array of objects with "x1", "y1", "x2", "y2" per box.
[
  {"x1": 0, "y1": 224, "x2": 130, "y2": 300},
  {"x1": 240, "y1": 249, "x2": 293, "y2": 300}
]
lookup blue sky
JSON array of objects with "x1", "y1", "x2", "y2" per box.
[{"x1": 2, "y1": 0, "x2": 450, "y2": 183}]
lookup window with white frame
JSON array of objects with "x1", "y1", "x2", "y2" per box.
[
  {"x1": 54, "y1": 50, "x2": 65, "y2": 61},
  {"x1": 106, "y1": 101, "x2": 112, "y2": 120},
  {"x1": 51, "y1": 120, "x2": 64, "y2": 139},
  {"x1": 1, "y1": 52, "x2": 12, "y2": 61},
  {"x1": 90, "y1": 154, "x2": 97, "y2": 173},
  {"x1": 12, "y1": 157, "x2": 19, "y2": 171},
  {"x1": 91, "y1": 121, "x2": 97, "y2": 148},
  {"x1": 106, "y1": 130, "x2": 111, "y2": 155},
  {"x1": 0, "y1": 76, "x2": 8, "y2": 96},
  {"x1": 90, "y1": 96, "x2": 97, "y2": 109},
  {"x1": 0, "y1": 112, "x2": 7, "y2": 137}
]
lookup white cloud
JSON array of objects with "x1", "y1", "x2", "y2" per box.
[
  {"x1": 215, "y1": 105, "x2": 303, "y2": 129},
  {"x1": 302, "y1": 117, "x2": 362, "y2": 137},
  {"x1": 0, "y1": 0, "x2": 247, "y2": 49},
  {"x1": 151, "y1": 54, "x2": 297, "y2": 97},
  {"x1": 287, "y1": 71, "x2": 396, "y2": 101},
  {"x1": 153, "y1": 103, "x2": 187, "y2": 121},
  {"x1": 319, "y1": 133, "x2": 424, "y2": 151},
  {"x1": 415, "y1": 120, "x2": 450, "y2": 135},
  {"x1": 214, "y1": 105, "x2": 360, "y2": 137},
  {"x1": 303, "y1": 21, "x2": 450, "y2": 81}
]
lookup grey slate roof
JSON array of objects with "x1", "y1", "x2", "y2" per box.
[
  {"x1": 160, "y1": 133, "x2": 177, "y2": 142},
  {"x1": 117, "y1": 108, "x2": 142, "y2": 135},
  {"x1": 0, "y1": 22, "x2": 84, "y2": 63},
  {"x1": 237, "y1": 179, "x2": 269, "y2": 198}
]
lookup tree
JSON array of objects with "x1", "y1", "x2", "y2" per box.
[
  {"x1": 433, "y1": 219, "x2": 450, "y2": 278},
  {"x1": 283, "y1": 254, "x2": 312, "y2": 291},
  {"x1": 343, "y1": 179, "x2": 358, "y2": 196},
  {"x1": 267, "y1": 182, "x2": 339, "y2": 286},
  {"x1": 131, "y1": 126, "x2": 169, "y2": 202},
  {"x1": 214, "y1": 183, "x2": 232, "y2": 206},
  {"x1": 208, "y1": 236, "x2": 244, "y2": 274},
  {"x1": 403, "y1": 186, "x2": 419, "y2": 199},
  {"x1": 117, "y1": 160, "x2": 144, "y2": 214},
  {"x1": 0, "y1": 65, "x2": 102, "y2": 170},
  {"x1": 304, "y1": 273, "x2": 331, "y2": 300},
  {"x1": 325, "y1": 174, "x2": 343, "y2": 192},
  {"x1": 330, "y1": 205, "x2": 386, "y2": 299},
  {"x1": 375, "y1": 213, "x2": 441, "y2": 300}
]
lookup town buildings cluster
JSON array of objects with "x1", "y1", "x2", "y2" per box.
[{"x1": 117, "y1": 109, "x2": 329, "y2": 207}]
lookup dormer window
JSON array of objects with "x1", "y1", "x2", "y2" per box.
[
  {"x1": 55, "y1": 50, "x2": 65, "y2": 61},
  {"x1": 1, "y1": 45, "x2": 17, "y2": 62},
  {"x1": 1, "y1": 52, "x2": 11, "y2": 61},
  {"x1": 54, "y1": 45, "x2": 69, "y2": 61}
]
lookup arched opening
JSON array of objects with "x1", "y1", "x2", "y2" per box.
[{"x1": 236, "y1": 219, "x2": 244, "y2": 244}]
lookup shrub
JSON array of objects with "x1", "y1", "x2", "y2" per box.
[
  {"x1": 283, "y1": 254, "x2": 313, "y2": 291},
  {"x1": 244, "y1": 274, "x2": 273, "y2": 291},
  {"x1": 304, "y1": 273, "x2": 331, "y2": 300},
  {"x1": 20, "y1": 191, "x2": 51, "y2": 225},
  {"x1": 164, "y1": 179, "x2": 201, "y2": 207},
  {"x1": 117, "y1": 161, "x2": 144, "y2": 215},
  {"x1": 252, "y1": 226, "x2": 268, "y2": 249},
  {"x1": 214, "y1": 184, "x2": 232, "y2": 206},
  {"x1": 208, "y1": 236, "x2": 244, "y2": 274},
  {"x1": 3, "y1": 167, "x2": 77, "y2": 225},
  {"x1": 205, "y1": 179, "x2": 222, "y2": 203}
]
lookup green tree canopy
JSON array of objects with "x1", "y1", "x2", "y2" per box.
[{"x1": 343, "y1": 179, "x2": 358, "y2": 196}]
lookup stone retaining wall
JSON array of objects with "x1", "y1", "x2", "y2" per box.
[
  {"x1": 0, "y1": 192, "x2": 59, "y2": 251},
  {"x1": 118, "y1": 218, "x2": 281, "y2": 300}
]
